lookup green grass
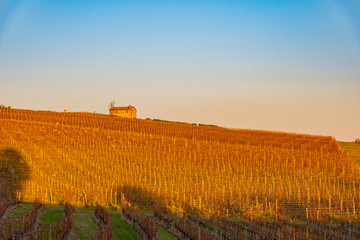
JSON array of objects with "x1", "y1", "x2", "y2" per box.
[
  {"x1": 157, "y1": 225, "x2": 176, "y2": 240},
  {"x1": 72, "y1": 208, "x2": 98, "y2": 239},
  {"x1": 10, "y1": 202, "x2": 33, "y2": 217},
  {"x1": 9, "y1": 204, "x2": 163, "y2": 240},
  {"x1": 40, "y1": 207, "x2": 64, "y2": 226},
  {"x1": 4, "y1": 203, "x2": 34, "y2": 232},
  {"x1": 338, "y1": 141, "x2": 360, "y2": 166},
  {"x1": 136, "y1": 208, "x2": 175, "y2": 240},
  {"x1": 111, "y1": 212, "x2": 141, "y2": 240},
  {"x1": 139, "y1": 207, "x2": 154, "y2": 216}
]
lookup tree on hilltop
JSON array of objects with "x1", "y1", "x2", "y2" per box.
[{"x1": 109, "y1": 101, "x2": 115, "y2": 109}]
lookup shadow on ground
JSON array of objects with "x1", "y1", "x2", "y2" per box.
[
  {"x1": 117, "y1": 185, "x2": 162, "y2": 207},
  {"x1": 0, "y1": 148, "x2": 30, "y2": 200}
]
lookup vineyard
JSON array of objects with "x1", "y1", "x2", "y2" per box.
[{"x1": 0, "y1": 107, "x2": 360, "y2": 239}]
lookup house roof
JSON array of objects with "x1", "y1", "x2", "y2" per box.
[{"x1": 109, "y1": 105, "x2": 136, "y2": 111}]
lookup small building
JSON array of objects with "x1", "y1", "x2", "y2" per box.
[{"x1": 109, "y1": 105, "x2": 136, "y2": 118}]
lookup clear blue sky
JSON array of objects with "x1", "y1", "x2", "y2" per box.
[{"x1": 1, "y1": 0, "x2": 359, "y2": 141}]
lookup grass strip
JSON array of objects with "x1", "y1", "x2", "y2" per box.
[
  {"x1": 71, "y1": 208, "x2": 97, "y2": 239},
  {"x1": 111, "y1": 212, "x2": 141, "y2": 240},
  {"x1": 157, "y1": 225, "x2": 177, "y2": 240},
  {"x1": 40, "y1": 207, "x2": 64, "y2": 226}
]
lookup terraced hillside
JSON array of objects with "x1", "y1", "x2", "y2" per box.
[{"x1": 0, "y1": 107, "x2": 359, "y2": 239}]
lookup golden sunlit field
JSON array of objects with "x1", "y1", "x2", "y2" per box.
[{"x1": 1, "y1": 107, "x2": 359, "y2": 239}]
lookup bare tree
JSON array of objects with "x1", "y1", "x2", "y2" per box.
[{"x1": 109, "y1": 101, "x2": 115, "y2": 109}]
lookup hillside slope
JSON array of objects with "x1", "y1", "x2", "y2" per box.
[
  {"x1": 0, "y1": 108, "x2": 359, "y2": 223},
  {"x1": 338, "y1": 141, "x2": 360, "y2": 166}
]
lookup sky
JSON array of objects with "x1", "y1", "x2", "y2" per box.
[{"x1": 0, "y1": 0, "x2": 359, "y2": 141}]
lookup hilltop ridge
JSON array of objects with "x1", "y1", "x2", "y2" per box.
[{"x1": 0, "y1": 107, "x2": 339, "y2": 152}]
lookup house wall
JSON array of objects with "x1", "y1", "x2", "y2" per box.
[
  {"x1": 130, "y1": 108, "x2": 136, "y2": 118},
  {"x1": 110, "y1": 109, "x2": 136, "y2": 118}
]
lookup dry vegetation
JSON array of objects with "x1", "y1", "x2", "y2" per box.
[{"x1": 0, "y1": 107, "x2": 359, "y2": 239}]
